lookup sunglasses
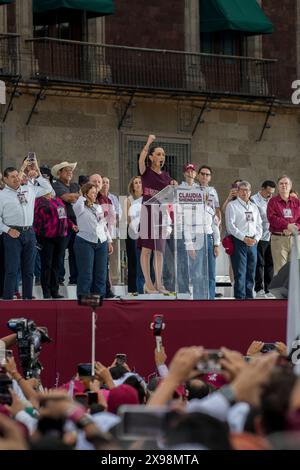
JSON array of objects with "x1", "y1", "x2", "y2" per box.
[{"x1": 199, "y1": 172, "x2": 211, "y2": 177}]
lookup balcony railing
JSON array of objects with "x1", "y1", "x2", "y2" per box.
[
  {"x1": 26, "y1": 37, "x2": 278, "y2": 99},
  {"x1": 0, "y1": 33, "x2": 20, "y2": 78}
]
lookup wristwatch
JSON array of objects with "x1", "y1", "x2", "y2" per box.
[{"x1": 219, "y1": 385, "x2": 236, "y2": 406}]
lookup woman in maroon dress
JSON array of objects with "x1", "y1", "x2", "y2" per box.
[{"x1": 138, "y1": 135, "x2": 176, "y2": 294}]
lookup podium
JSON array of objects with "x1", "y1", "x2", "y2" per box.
[{"x1": 144, "y1": 185, "x2": 210, "y2": 299}]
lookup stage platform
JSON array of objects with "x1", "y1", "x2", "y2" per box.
[{"x1": 0, "y1": 299, "x2": 287, "y2": 388}]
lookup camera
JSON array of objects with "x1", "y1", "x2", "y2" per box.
[
  {"x1": 117, "y1": 405, "x2": 168, "y2": 441},
  {"x1": 77, "y1": 363, "x2": 92, "y2": 377},
  {"x1": 151, "y1": 315, "x2": 165, "y2": 337},
  {"x1": 78, "y1": 294, "x2": 103, "y2": 309},
  {"x1": 27, "y1": 152, "x2": 36, "y2": 163},
  {"x1": 7, "y1": 318, "x2": 51, "y2": 379},
  {"x1": 197, "y1": 349, "x2": 223, "y2": 374},
  {"x1": 261, "y1": 343, "x2": 277, "y2": 353},
  {"x1": 87, "y1": 391, "x2": 98, "y2": 406},
  {"x1": 115, "y1": 353, "x2": 127, "y2": 366}
]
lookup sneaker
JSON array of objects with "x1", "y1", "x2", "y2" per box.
[
  {"x1": 255, "y1": 290, "x2": 266, "y2": 298},
  {"x1": 265, "y1": 292, "x2": 276, "y2": 299},
  {"x1": 14, "y1": 292, "x2": 22, "y2": 299},
  {"x1": 52, "y1": 294, "x2": 64, "y2": 299}
]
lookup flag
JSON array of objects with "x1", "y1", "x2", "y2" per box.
[{"x1": 287, "y1": 231, "x2": 300, "y2": 370}]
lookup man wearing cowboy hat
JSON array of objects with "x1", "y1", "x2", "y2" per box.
[{"x1": 52, "y1": 161, "x2": 79, "y2": 285}]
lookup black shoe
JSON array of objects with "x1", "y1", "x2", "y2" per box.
[
  {"x1": 105, "y1": 291, "x2": 115, "y2": 299},
  {"x1": 52, "y1": 294, "x2": 64, "y2": 299}
]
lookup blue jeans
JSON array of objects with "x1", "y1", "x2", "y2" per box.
[
  {"x1": 188, "y1": 234, "x2": 216, "y2": 300},
  {"x1": 3, "y1": 228, "x2": 37, "y2": 300},
  {"x1": 74, "y1": 235, "x2": 108, "y2": 297},
  {"x1": 231, "y1": 237, "x2": 257, "y2": 299}
]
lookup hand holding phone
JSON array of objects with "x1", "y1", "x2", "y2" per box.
[{"x1": 150, "y1": 315, "x2": 165, "y2": 352}]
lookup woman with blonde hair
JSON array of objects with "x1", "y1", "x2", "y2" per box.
[{"x1": 73, "y1": 182, "x2": 113, "y2": 298}]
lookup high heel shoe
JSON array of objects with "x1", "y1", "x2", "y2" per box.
[
  {"x1": 156, "y1": 285, "x2": 170, "y2": 295},
  {"x1": 144, "y1": 285, "x2": 159, "y2": 294}
]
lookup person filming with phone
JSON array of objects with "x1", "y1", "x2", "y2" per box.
[{"x1": 0, "y1": 154, "x2": 52, "y2": 299}]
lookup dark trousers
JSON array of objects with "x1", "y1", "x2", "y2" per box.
[
  {"x1": 3, "y1": 228, "x2": 36, "y2": 300},
  {"x1": 126, "y1": 236, "x2": 137, "y2": 293},
  {"x1": 59, "y1": 230, "x2": 78, "y2": 284},
  {"x1": 126, "y1": 237, "x2": 151, "y2": 294},
  {"x1": 74, "y1": 236, "x2": 108, "y2": 297},
  {"x1": 37, "y1": 236, "x2": 66, "y2": 298},
  {"x1": 255, "y1": 240, "x2": 274, "y2": 293},
  {"x1": 0, "y1": 234, "x2": 4, "y2": 297},
  {"x1": 231, "y1": 237, "x2": 257, "y2": 300}
]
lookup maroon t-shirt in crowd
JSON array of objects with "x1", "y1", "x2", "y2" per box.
[{"x1": 267, "y1": 194, "x2": 300, "y2": 233}]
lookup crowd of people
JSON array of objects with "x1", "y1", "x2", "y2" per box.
[
  {"x1": 0, "y1": 136, "x2": 299, "y2": 301},
  {"x1": 0, "y1": 328, "x2": 299, "y2": 450}
]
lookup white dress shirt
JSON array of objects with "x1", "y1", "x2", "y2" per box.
[
  {"x1": 73, "y1": 196, "x2": 112, "y2": 244},
  {"x1": 182, "y1": 204, "x2": 221, "y2": 250},
  {"x1": 179, "y1": 181, "x2": 199, "y2": 189},
  {"x1": 225, "y1": 197, "x2": 262, "y2": 242},
  {"x1": 0, "y1": 176, "x2": 52, "y2": 233},
  {"x1": 200, "y1": 186, "x2": 220, "y2": 210},
  {"x1": 251, "y1": 192, "x2": 272, "y2": 242}
]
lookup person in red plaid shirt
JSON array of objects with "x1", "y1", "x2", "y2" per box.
[{"x1": 34, "y1": 190, "x2": 73, "y2": 299}]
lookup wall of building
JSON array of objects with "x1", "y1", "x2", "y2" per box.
[
  {"x1": 262, "y1": 0, "x2": 297, "y2": 101},
  {"x1": 105, "y1": 0, "x2": 185, "y2": 50}
]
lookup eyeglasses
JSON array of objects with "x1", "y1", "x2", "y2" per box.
[{"x1": 199, "y1": 172, "x2": 211, "y2": 177}]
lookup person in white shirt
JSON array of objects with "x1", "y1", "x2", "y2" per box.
[
  {"x1": 73, "y1": 182, "x2": 113, "y2": 298},
  {"x1": 225, "y1": 181, "x2": 262, "y2": 299},
  {"x1": 251, "y1": 180, "x2": 276, "y2": 297},
  {"x1": 179, "y1": 163, "x2": 199, "y2": 189},
  {"x1": 197, "y1": 165, "x2": 221, "y2": 222},
  {"x1": 177, "y1": 163, "x2": 199, "y2": 294},
  {"x1": 184, "y1": 196, "x2": 220, "y2": 299},
  {"x1": 0, "y1": 159, "x2": 52, "y2": 300}
]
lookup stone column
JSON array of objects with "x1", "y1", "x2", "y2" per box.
[
  {"x1": 247, "y1": 0, "x2": 263, "y2": 57},
  {"x1": 15, "y1": 0, "x2": 33, "y2": 79},
  {"x1": 88, "y1": 16, "x2": 105, "y2": 43},
  {"x1": 185, "y1": 0, "x2": 200, "y2": 52},
  {"x1": 0, "y1": 4, "x2": 7, "y2": 32}
]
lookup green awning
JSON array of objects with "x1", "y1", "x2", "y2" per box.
[
  {"x1": 33, "y1": 0, "x2": 114, "y2": 16},
  {"x1": 200, "y1": 0, "x2": 273, "y2": 34}
]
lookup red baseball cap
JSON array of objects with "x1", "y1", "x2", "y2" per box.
[{"x1": 183, "y1": 163, "x2": 196, "y2": 172}]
